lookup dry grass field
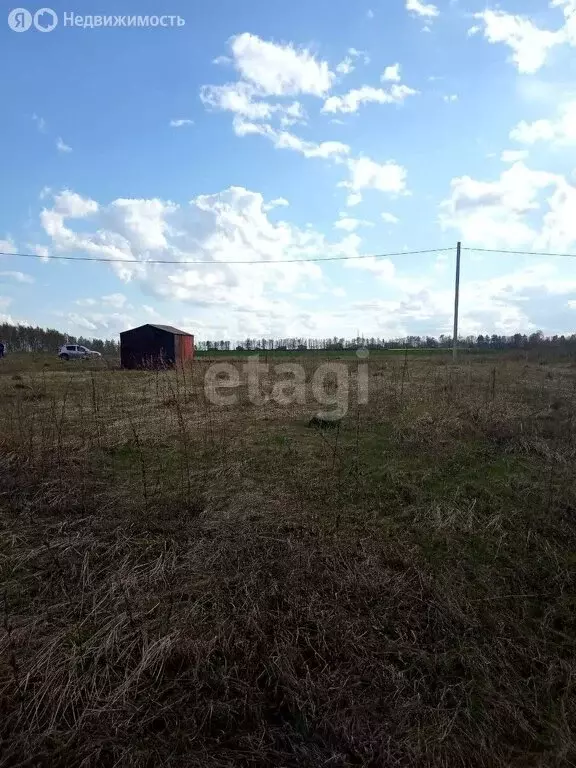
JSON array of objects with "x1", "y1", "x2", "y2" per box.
[{"x1": 1, "y1": 350, "x2": 575, "y2": 767}]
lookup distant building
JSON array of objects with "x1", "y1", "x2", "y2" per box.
[{"x1": 120, "y1": 324, "x2": 194, "y2": 369}]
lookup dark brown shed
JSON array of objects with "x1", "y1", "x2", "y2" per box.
[{"x1": 120, "y1": 324, "x2": 194, "y2": 369}]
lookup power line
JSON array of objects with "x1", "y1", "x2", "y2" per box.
[
  {"x1": 462, "y1": 246, "x2": 576, "y2": 259},
  {"x1": 0, "y1": 247, "x2": 450, "y2": 265},
  {"x1": 4, "y1": 245, "x2": 576, "y2": 264}
]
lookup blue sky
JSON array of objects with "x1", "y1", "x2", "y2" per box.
[{"x1": 1, "y1": 0, "x2": 576, "y2": 342}]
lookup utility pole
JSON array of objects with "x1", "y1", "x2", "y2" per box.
[{"x1": 452, "y1": 241, "x2": 461, "y2": 362}]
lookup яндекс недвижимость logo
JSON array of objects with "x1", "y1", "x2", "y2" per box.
[
  {"x1": 8, "y1": 7, "x2": 58, "y2": 31},
  {"x1": 7, "y1": 8, "x2": 185, "y2": 30}
]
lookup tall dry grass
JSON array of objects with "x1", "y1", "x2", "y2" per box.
[{"x1": 1, "y1": 352, "x2": 575, "y2": 766}]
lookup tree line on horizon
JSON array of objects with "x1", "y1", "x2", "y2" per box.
[
  {"x1": 0, "y1": 323, "x2": 119, "y2": 355},
  {"x1": 2, "y1": 322, "x2": 576, "y2": 356},
  {"x1": 198, "y1": 331, "x2": 573, "y2": 352}
]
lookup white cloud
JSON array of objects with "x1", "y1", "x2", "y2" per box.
[
  {"x1": 510, "y1": 101, "x2": 576, "y2": 145},
  {"x1": 334, "y1": 217, "x2": 373, "y2": 232},
  {"x1": 440, "y1": 164, "x2": 549, "y2": 246},
  {"x1": 552, "y1": 0, "x2": 576, "y2": 45},
  {"x1": 381, "y1": 212, "x2": 399, "y2": 224},
  {"x1": 336, "y1": 56, "x2": 354, "y2": 75},
  {"x1": 32, "y1": 245, "x2": 50, "y2": 262},
  {"x1": 228, "y1": 32, "x2": 334, "y2": 97},
  {"x1": 346, "y1": 192, "x2": 363, "y2": 207},
  {"x1": 322, "y1": 84, "x2": 417, "y2": 114},
  {"x1": 37, "y1": 182, "x2": 576, "y2": 339},
  {"x1": 76, "y1": 294, "x2": 128, "y2": 309},
  {"x1": 471, "y1": 10, "x2": 561, "y2": 73},
  {"x1": 205, "y1": 34, "x2": 376, "y2": 172},
  {"x1": 443, "y1": 94, "x2": 458, "y2": 103},
  {"x1": 406, "y1": 0, "x2": 439, "y2": 18},
  {"x1": 390, "y1": 85, "x2": 418, "y2": 104},
  {"x1": 201, "y1": 82, "x2": 305, "y2": 127},
  {"x1": 348, "y1": 48, "x2": 370, "y2": 63},
  {"x1": 202, "y1": 82, "x2": 273, "y2": 120},
  {"x1": 366, "y1": 9, "x2": 374, "y2": 19},
  {"x1": 57, "y1": 312, "x2": 101, "y2": 332},
  {"x1": 56, "y1": 137, "x2": 72, "y2": 153},
  {"x1": 0, "y1": 238, "x2": 17, "y2": 255},
  {"x1": 102, "y1": 293, "x2": 128, "y2": 308},
  {"x1": 345, "y1": 256, "x2": 396, "y2": 282},
  {"x1": 341, "y1": 156, "x2": 408, "y2": 199},
  {"x1": 469, "y1": 262, "x2": 576, "y2": 305},
  {"x1": 104, "y1": 198, "x2": 177, "y2": 251},
  {"x1": 540, "y1": 178, "x2": 576, "y2": 252},
  {"x1": 338, "y1": 260, "x2": 576, "y2": 336},
  {"x1": 0, "y1": 271, "x2": 34, "y2": 284},
  {"x1": 204, "y1": 83, "x2": 270, "y2": 120},
  {"x1": 510, "y1": 119, "x2": 556, "y2": 144},
  {"x1": 440, "y1": 161, "x2": 576, "y2": 251},
  {"x1": 278, "y1": 102, "x2": 306, "y2": 126},
  {"x1": 32, "y1": 114, "x2": 46, "y2": 133},
  {"x1": 322, "y1": 87, "x2": 384, "y2": 114},
  {"x1": 264, "y1": 197, "x2": 290, "y2": 211},
  {"x1": 501, "y1": 149, "x2": 529, "y2": 163},
  {"x1": 382, "y1": 63, "x2": 401, "y2": 82},
  {"x1": 275, "y1": 132, "x2": 349, "y2": 159},
  {"x1": 434, "y1": 253, "x2": 449, "y2": 272},
  {"x1": 53, "y1": 190, "x2": 99, "y2": 218},
  {"x1": 37, "y1": 186, "x2": 368, "y2": 324},
  {"x1": 337, "y1": 48, "x2": 370, "y2": 75},
  {"x1": 170, "y1": 118, "x2": 194, "y2": 127},
  {"x1": 231, "y1": 118, "x2": 265, "y2": 137},
  {"x1": 201, "y1": 33, "x2": 337, "y2": 153},
  {"x1": 143, "y1": 304, "x2": 161, "y2": 317},
  {"x1": 232, "y1": 118, "x2": 350, "y2": 159}
]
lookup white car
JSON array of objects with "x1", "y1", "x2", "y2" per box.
[{"x1": 58, "y1": 344, "x2": 102, "y2": 361}]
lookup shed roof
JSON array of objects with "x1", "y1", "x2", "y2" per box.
[
  {"x1": 121, "y1": 323, "x2": 193, "y2": 337},
  {"x1": 147, "y1": 324, "x2": 193, "y2": 336}
]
